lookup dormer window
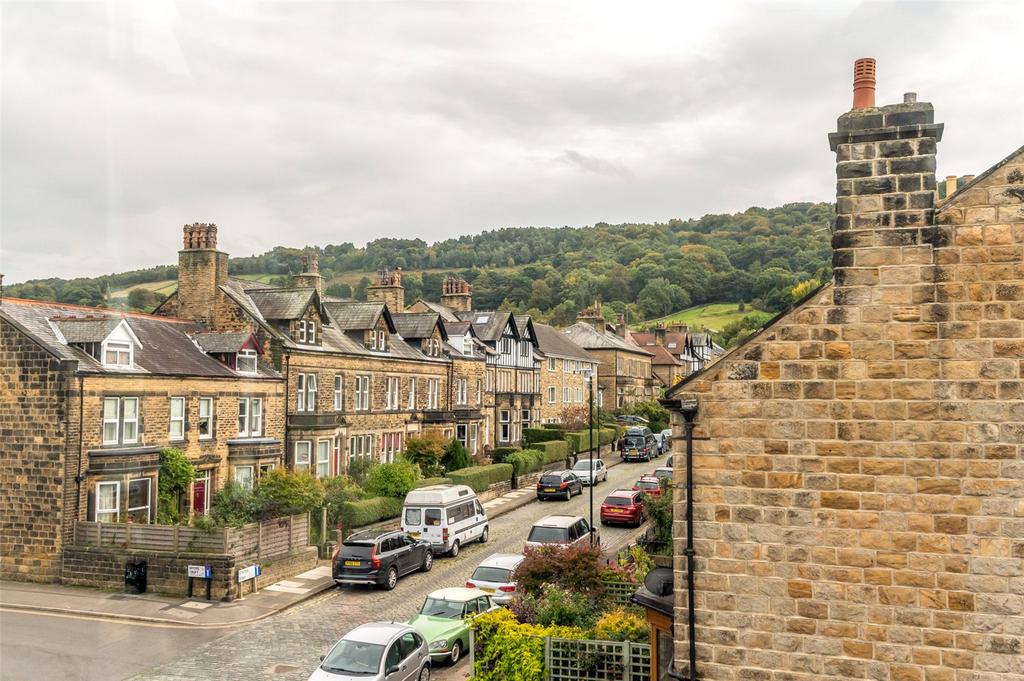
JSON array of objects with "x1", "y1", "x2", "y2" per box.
[
  {"x1": 297, "y1": 320, "x2": 317, "y2": 344},
  {"x1": 369, "y1": 329, "x2": 388, "y2": 351},
  {"x1": 462, "y1": 337, "x2": 473, "y2": 355},
  {"x1": 236, "y1": 349, "x2": 258, "y2": 374},
  {"x1": 102, "y1": 340, "x2": 133, "y2": 368}
]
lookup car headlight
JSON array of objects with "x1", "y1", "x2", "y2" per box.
[{"x1": 429, "y1": 640, "x2": 449, "y2": 651}]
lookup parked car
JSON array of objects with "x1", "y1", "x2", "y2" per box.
[
  {"x1": 600, "y1": 489, "x2": 646, "y2": 527},
  {"x1": 402, "y1": 484, "x2": 488, "y2": 557},
  {"x1": 333, "y1": 529, "x2": 432, "y2": 591},
  {"x1": 666, "y1": 454, "x2": 674, "y2": 468},
  {"x1": 536, "y1": 471, "x2": 584, "y2": 501},
  {"x1": 465, "y1": 553, "x2": 524, "y2": 605},
  {"x1": 656, "y1": 429, "x2": 673, "y2": 454},
  {"x1": 407, "y1": 587, "x2": 498, "y2": 665},
  {"x1": 632, "y1": 476, "x2": 663, "y2": 498},
  {"x1": 620, "y1": 428, "x2": 657, "y2": 462},
  {"x1": 615, "y1": 414, "x2": 650, "y2": 425},
  {"x1": 525, "y1": 514, "x2": 599, "y2": 550},
  {"x1": 571, "y1": 457, "x2": 608, "y2": 486},
  {"x1": 653, "y1": 467, "x2": 674, "y2": 484},
  {"x1": 309, "y1": 622, "x2": 429, "y2": 681}
]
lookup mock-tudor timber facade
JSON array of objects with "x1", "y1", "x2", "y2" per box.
[{"x1": 662, "y1": 63, "x2": 1024, "y2": 681}]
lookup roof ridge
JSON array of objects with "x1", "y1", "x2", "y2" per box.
[{"x1": 2, "y1": 297, "x2": 194, "y2": 324}]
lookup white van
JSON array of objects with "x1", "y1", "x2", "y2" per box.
[{"x1": 401, "y1": 484, "x2": 489, "y2": 557}]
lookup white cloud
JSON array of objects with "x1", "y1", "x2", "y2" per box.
[{"x1": 2, "y1": 0, "x2": 1022, "y2": 282}]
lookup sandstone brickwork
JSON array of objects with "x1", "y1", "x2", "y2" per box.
[{"x1": 664, "y1": 98, "x2": 1024, "y2": 680}]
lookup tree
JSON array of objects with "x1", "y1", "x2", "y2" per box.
[
  {"x1": 324, "y1": 282, "x2": 353, "y2": 299},
  {"x1": 127, "y1": 287, "x2": 165, "y2": 311},
  {"x1": 403, "y1": 433, "x2": 448, "y2": 477},
  {"x1": 252, "y1": 469, "x2": 324, "y2": 520},
  {"x1": 443, "y1": 439, "x2": 471, "y2": 472}
]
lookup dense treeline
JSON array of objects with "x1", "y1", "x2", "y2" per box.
[{"x1": 8, "y1": 202, "x2": 833, "y2": 320}]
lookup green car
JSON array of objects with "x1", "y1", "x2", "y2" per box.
[{"x1": 407, "y1": 587, "x2": 498, "y2": 665}]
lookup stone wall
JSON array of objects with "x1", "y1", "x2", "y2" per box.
[
  {"x1": 664, "y1": 103, "x2": 1023, "y2": 679},
  {"x1": 0, "y1": 319, "x2": 73, "y2": 581}
]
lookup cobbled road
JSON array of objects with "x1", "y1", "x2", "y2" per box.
[{"x1": 130, "y1": 452, "x2": 666, "y2": 681}]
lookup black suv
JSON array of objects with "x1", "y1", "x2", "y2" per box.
[
  {"x1": 620, "y1": 427, "x2": 657, "y2": 462},
  {"x1": 536, "y1": 470, "x2": 584, "y2": 501},
  {"x1": 333, "y1": 529, "x2": 433, "y2": 591}
]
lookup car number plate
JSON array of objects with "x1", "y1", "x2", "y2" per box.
[
  {"x1": 610, "y1": 509, "x2": 624, "y2": 513},
  {"x1": 480, "y1": 587, "x2": 495, "y2": 593},
  {"x1": 344, "y1": 560, "x2": 360, "y2": 566},
  {"x1": 544, "y1": 488, "x2": 556, "y2": 492},
  {"x1": 408, "y1": 532, "x2": 420, "y2": 538}
]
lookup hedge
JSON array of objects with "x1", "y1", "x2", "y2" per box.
[
  {"x1": 542, "y1": 423, "x2": 563, "y2": 430},
  {"x1": 415, "y1": 477, "x2": 453, "y2": 488},
  {"x1": 449, "y1": 463, "x2": 514, "y2": 492},
  {"x1": 491, "y1": 447, "x2": 519, "y2": 463},
  {"x1": 523, "y1": 427, "x2": 563, "y2": 445},
  {"x1": 507, "y1": 449, "x2": 545, "y2": 475},
  {"x1": 337, "y1": 496, "x2": 404, "y2": 531},
  {"x1": 565, "y1": 427, "x2": 618, "y2": 454},
  {"x1": 536, "y1": 439, "x2": 569, "y2": 464}
]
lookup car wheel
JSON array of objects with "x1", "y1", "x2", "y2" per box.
[
  {"x1": 449, "y1": 640, "x2": 462, "y2": 665},
  {"x1": 418, "y1": 665, "x2": 430, "y2": 681},
  {"x1": 421, "y1": 550, "x2": 433, "y2": 572},
  {"x1": 480, "y1": 526, "x2": 489, "y2": 543},
  {"x1": 382, "y1": 566, "x2": 398, "y2": 591},
  {"x1": 449, "y1": 540, "x2": 460, "y2": 558},
  {"x1": 600, "y1": 519, "x2": 608, "y2": 526},
  {"x1": 564, "y1": 488, "x2": 572, "y2": 501}
]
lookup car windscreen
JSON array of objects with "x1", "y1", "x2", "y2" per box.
[
  {"x1": 636, "y1": 481, "x2": 659, "y2": 489},
  {"x1": 420, "y1": 597, "x2": 463, "y2": 618},
  {"x1": 540, "y1": 475, "x2": 563, "y2": 485},
  {"x1": 404, "y1": 508, "x2": 421, "y2": 526},
  {"x1": 341, "y1": 542, "x2": 375, "y2": 558},
  {"x1": 472, "y1": 566, "x2": 512, "y2": 583},
  {"x1": 623, "y1": 437, "x2": 645, "y2": 448},
  {"x1": 321, "y1": 639, "x2": 384, "y2": 675},
  {"x1": 604, "y1": 496, "x2": 635, "y2": 507},
  {"x1": 424, "y1": 508, "x2": 442, "y2": 526},
  {"x1": 573, "y1": 460, "x2": 598, "y2": 471},
  {"x1": 527, "y1": 526, "x2": 568, "y2": 543}
]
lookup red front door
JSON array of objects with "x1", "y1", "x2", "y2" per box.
[{"x1": 192, "y1": 475, "x2": 208, "y2": 515}]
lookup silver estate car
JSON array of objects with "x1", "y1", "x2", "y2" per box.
[
  {"x1": 465, "y1": 553, "x2": 525, "y2": 604},
  {"x1": 309, "y1": 622, "x2": 430, "y2": 681}
]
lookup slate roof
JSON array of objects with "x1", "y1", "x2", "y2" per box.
[
  {"x1": 191, "y1": 331, "x2": 257, "y2": 354},
  {"x1": 324, "y1": 302, "x2": 396, "y2": 333},
  {"x1": 647, "y1": 345, "x2": 684, "y2": 366},
  {"x1": 533, "y1": 322, "x2": 594, "y2": 362},
  {"x1": 0, "y1": 299, "x2": 280, "y2": 379},
  {"x1": 443, "y1": 320, "x2": 473, "y2": 337},
  {"x1": 246, "y1": 288, "x2": 317, "y2": 321},
  {"x1": 563, "y1": 322, "x2": 654, "y2": 356},
  {"x1": 456, "y1": 310, "x2": 515, "y2": 342},
  {"x1": 52, "y1": 317, "x2": 122, "y2": 344},
  {"x1": 392, "y1": 312, "x2": 446, "y2": 341},
  {"x1": 415, "y1": 300, "x2": 461, "y2": 323}
]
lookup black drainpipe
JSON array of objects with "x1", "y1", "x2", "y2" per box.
[
  {"x1": 678, "y1": 399, "x2": 700, "y2": 681},
  {"x1": 75, "y1": 373, "x2": 85, "y2": 519}
]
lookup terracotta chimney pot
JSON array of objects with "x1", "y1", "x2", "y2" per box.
[{"x1": 852, "y1": 58, "x2": 876, "y2": 109}]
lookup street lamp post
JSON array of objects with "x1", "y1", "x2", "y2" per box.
[{"x1": 586, "y1": 368, "x2": 595, "y2": 546}]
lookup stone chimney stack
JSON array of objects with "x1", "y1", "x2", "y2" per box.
[
  {"x1": 440, "y1": 275, "x2": 472, "y2": 312},
  {"x1": 614, "y1": 314, "x2": 627, "y2": 338},
  {"x1": 654, "y1": 323, "x2": 667, "y2": 346},
  {"x1": 576, "y1": 301, "x2": 606, "y2": 332},
  {"x1": 367, "y1": 266, "x2": 404, "y2": 312},
  {"x1": 291, "y1": 252, "x2": 323, "y2": 296},
  {"x1": 828, "y1": 59, "x2": 943, "y2": 309},
  {"x1": 176, "y1": 222, "x2": 228, "y2": 326}
]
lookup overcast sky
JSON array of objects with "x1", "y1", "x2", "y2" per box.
[{"x1": 3, "y1": 1, "x2": 1022, "y2": 283}]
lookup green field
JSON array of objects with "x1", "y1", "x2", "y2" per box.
[{"x1": 640, "y1": 303, "x2": 770, "y2": 332}]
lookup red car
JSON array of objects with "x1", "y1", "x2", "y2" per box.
[
  {"x1": 632, "y1": 476, "x2": 662, "y2": 498},
  {"x1": 600, "y1": 489, "x2": 646, "y2": 527}
]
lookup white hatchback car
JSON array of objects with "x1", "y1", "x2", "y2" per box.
[
  {"x1": 571, "y1": 458, "x2": 608, "y2": 485},
  {"x1": 310, "y1": 622, "x2": 430, "y2": 681}
]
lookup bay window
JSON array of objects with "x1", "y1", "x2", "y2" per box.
[
  {"x1": 294, "y1": 441, "x2": 312, "y2": 471},
  {"x1": 95, "y1": 481, "x2": 120, "y2": 523},
  {"x1": 316, "y1": 440, "x2": 331, "y2": 477},
  {"x1": 127, "y1": 478, "x2": 151, "y2": 523}
]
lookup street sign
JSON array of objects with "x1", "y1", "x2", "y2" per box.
[
  {"x1": 238, "y1": 564, "x2": 261, "y2": 583},
  {"x1": 187, "y1": 565, "x2": 211, "y2": 579}
]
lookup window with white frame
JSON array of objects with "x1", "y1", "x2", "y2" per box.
[
  {"x1": 237, "y1": 398, "x2": 262, "y2": 437},
  {"x1": 469, "y1": 423, "x2": 478, "y2": 454},
  {"x1": 407, "y1": 378, "x2": 417, "y2": 410},
  {"x1": 369, "y1": 329, "x2": 388, "y2": 351},
  {"x1": 198, "y1": 397, "x2": 213, "y2": 439},
  {"x1": 238, "y1": 398, "x2": 248, "y2": 436},
  {"x1": 427, "y1": 379, "x2": 440, "y2": 409},
  {"x1": 456, "y1": 424, "x2": 468, "y2": 446},
  {"x1": 169, "y1": 397, "x2": 185, "y2": 440},
  {"x1": 355, "y1": 375, "x2": 371, "y2": 411},
  {"x1": 102, "y1": 397, "x2": 139, "y2": 445},
  {"x1": 548, "y1": 357, "x2": 556, "y2": 371},
  {"x1": 563, "y1": 386, "x2": 571, "y2": 403},
  {"x1": 521, "y1": 409, "x2": 531, "y2": 428},
  {"x1": 102, "y1": 340, "x2": 133, "y2": 368},
  {"x1": 462, "y1": 336, "x2": 473, "y2": 355},
  {"x1": 296, "y1": 373, "x2": 317, "y2": 412},
  {"x1": 576, "y1": 387, "x2": 583, "y2": 403},
  {"x1": 127, "y1": 478, "x2": 151, "y2": 523},
  {"x1": 547, "y1": 387, "x2": 556, "y2": 404},
  {"x1": 306, "y1": 374, "x2": 317, "y2": 412},
  {"x1": 235, "y1": 465, "x2": 255, "y2": 490},
  {"x1": 95, "y1": 481, "x2": 120, "y2": 523},
  {"x1": 298, "y1": 320, "x2": 306, "y2": 343},
  {"x1": 564, "y1": 358, "x2": 570, "y2": 372},
  {"x1": 334, "y1": 375, "x2": 343, "y2": 411},
  {"x1": 316, "y1": 440, "x2": 331, "y2": 477},
  {"x1": 236, "y1": 349, "x2": 258, "y2": 374},
  {"x1": 297, "y1": 319, "x2": 316, "y2": 344},
  {"x1": 499, "y1": 410, "x2": 511, "y2": 443},
  {"x1": 476, "y1": 379, "x2": 482, "y2": 405},
  {"x1": 294, "y1": 441, "x2": 312, "y2": 471},
  {"x1": 385, "y1": 377, "x2": 400, "y2": 411},
  {"x1": 349, "y1": 434, "x2": 374, "y2": 460},
  {"x1": 455, "y1": 378, "x2": 468, "y2": 406}
]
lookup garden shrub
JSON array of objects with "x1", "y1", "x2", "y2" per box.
[
  {"x1": 363, "y1": 460, "x2": 420, "y2": 498},
  {"x1": 533, "y1": 585, "x2": 597, "y2": 629},
  {"x1": 507, "y1": 449, "x2": 544, "y2": 476},
  {"x1": 523, "y1": 427, "x2": 562, "y2": 445},
  {"x1": 403, "y1": 433, "x2": 448, "y2": 477},
  {"x1": 542, "y1": 423, "x2": 563, "y2": 430},
  {"x1": 346, "y1": 456, "x2": 375, "y2": 485},
  {"x1": 565, "y1": 428, "x2": 614, "y2": 454},
  {"x1": 535, "y1": 440, "x2": 569, "y2": 464},
  {"x1": 157, "y1": 448, "x2": 194, "y2": 524},
  {"x1": 442, "y1": 439, "x2": 471, "y2": 472},
  {"x1": 449, "y1": 463, "x2": 513, "y2": 492},
  {"x1": 490, "y1": 447, "x2": 519, "y2": 463},
  {"x1": 645, "y1": 484, "x2": 673, "y2": 553},
  {"x1": 252, "y1": 468, "x2": 324, "y2": 520},
  {"x1": 337, "y1": 496, "x2": 404, "y2": 530},
  {"x1": 593, "y1": 607, "x2": 649, "y2": 643},
  {"x1": 415, "y1": 476, "x2": 453, "y2": 488},
  {"x1": 322, "y1": 476, "x2": 365, "y2": 526},
  {"x1": 513, "y1": 543, "x2": 606, "y2": 599},
  {"x1": 470, "y1": 608, "x2": 585, "y2": 681},
  {"x1": 209, "y1": 481, "x2": 256, "y2": 527}
]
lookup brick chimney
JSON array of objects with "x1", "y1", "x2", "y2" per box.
[
  {"x1": 828, "y1": 59, "x2": 943, "y2": 309},
  {"x1": 367, "y1": 266, "x2": 404, "y2": 312},
  {"x1": 291, "y1": 252, "x2": 323, "y2": 296},
  {"x1": 176, "y1": 223, "x2": 228, "y2": 326},
  {"x1": 440, "y1": 275, "x2": 472, "y2": 312}
]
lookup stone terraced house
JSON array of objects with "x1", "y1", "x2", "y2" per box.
[
  {"x1": 534, "y1": 321, "x2": 599, "y2": 424},
  {"x1": 660, "y1": 60, "x2": 1023, "y2": 681},
  {"x1": 0, "y1": 298, "x2": 286, "y2": 582},
  {"x1": 565, "y1": 303, "x2": 656, "y2": 408}
]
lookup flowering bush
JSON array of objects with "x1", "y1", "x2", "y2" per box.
[
  {"x1": 470, "y1": 607, "x2": 585, "y2": 681},
  {"x1": 513, "y1": 543, "x2": 606, "y2": 599},
  {"x1": 593, "y1": 607, "x2": 649, "y2": 643}
]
